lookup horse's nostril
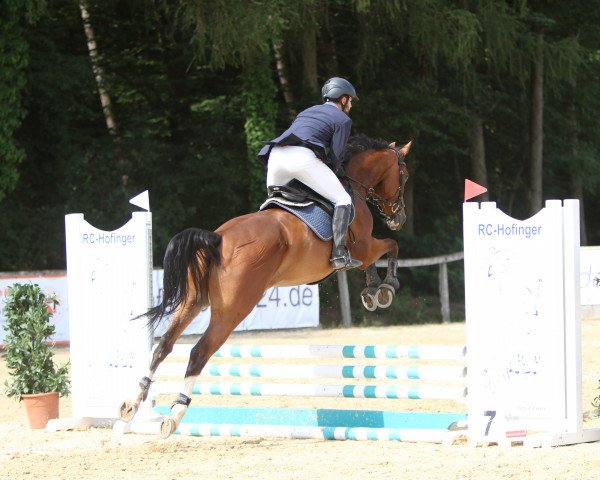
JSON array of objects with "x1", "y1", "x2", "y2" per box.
[{"x1": 387, "y1": 211, "x2": 406, "y2": 231}]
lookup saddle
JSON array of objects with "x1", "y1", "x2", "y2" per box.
[
  {"x1": 260, "y1": 180, "x2": 355, "y2": 241},
  {"x1": 265, "y1": 179, "x2": 335, "y2": 216}
]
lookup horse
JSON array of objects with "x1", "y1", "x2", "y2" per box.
[{"x1": 120, "y1": 134, "x2": 411, "y2": 438}]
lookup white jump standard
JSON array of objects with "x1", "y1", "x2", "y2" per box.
[{"x1": 463, "y1": 199, "x2": 600, "y2": 447}]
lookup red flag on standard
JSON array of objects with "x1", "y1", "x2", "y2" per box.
[{"x1": 464, "y1": 179, "x2": 488, "y2": 202}]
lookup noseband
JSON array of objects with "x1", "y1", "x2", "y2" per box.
[{"x1": 345, "y1": 147, "x2": 408, "y2": 223}]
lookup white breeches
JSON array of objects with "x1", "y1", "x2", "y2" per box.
[{"x1": 266, "y1": 146, "x2": 351, "y2": 206}]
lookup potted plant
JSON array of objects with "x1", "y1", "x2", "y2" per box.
[{"x1": 2, "y1": 283, "x2": 70, "y2": 429}]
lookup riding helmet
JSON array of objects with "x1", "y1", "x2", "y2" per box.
[{"x1": 321, "y1": 77, "x2": 358, "y2": 101}]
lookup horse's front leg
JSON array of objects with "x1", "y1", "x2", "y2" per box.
[
  {"x1": 361, "y1": 264, "x2": 382, "y2": 311},
  {"x1": 382, "y1": 253, "x2": 400, "y2": 290},
  {"x1": 376, "y1": 254, "x2": 400, "y2": 309},
  {"x1": 361, "y1": 238, "x2": 399, "y2": 310}
]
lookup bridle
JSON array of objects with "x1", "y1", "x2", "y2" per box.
[{"x1": 345, "y1": 147, "x2": 408, "y2": 223}]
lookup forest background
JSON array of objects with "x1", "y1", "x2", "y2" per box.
[{"x1": 2, "y1": 0, "x2": 600, "y2": 326}]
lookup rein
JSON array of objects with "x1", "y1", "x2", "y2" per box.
[{"x1": 345, "y1": 147, "x2": 407, "y2": 221}]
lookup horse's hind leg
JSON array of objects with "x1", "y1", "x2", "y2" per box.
[
  {"x1": 159, "y1": 311, "x2": 245, "y2": 438},
  {"x1": 119, "y1": 303, "x2": 201, "y2": 422}
]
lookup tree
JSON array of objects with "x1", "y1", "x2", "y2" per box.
[
  {"x1": 0, "y1": 0, "x2": 46, "y2": 202},
  {"x1": 173, "y1": 0, "x2": 298, "y2": 208},
  {"x1": 542, "y1": 0, "x2": 600, "y2": 243},
  {"x1": 79, "y1": 1, "x2": 116, "y2": 135},
  {"x1": 349, "y1": 0, "x2": 487, "y2": 229},
  {"x1": 527, "y1": 24, "x2": 545, "y2": 215},
  {"x1": 241, "y1": 56, "x2": 278, "y2": 207},
  {"x1": 523, "y1": 3, "x2": 581, "y2": 216},
  {"x1": 4, "y1": 0, "x2": 600, "y2": 277},
  {"x1": 461, "y1": 0, "x2": 528, "y2": 203},
  {"x1": 300, "y1": 1, "x2": 319, "y2": 95}
]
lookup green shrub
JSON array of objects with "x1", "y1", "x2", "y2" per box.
[{"x1": 2, "y1": 283, "x2": 70, "y2": 399}]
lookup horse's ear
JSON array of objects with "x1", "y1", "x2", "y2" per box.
[{"x1": 400, "y1": 140, "x2": 413, "y2": 157}]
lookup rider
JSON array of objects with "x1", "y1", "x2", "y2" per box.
[{"x1": 258, "y1": 77, "x2": 362, "y2": 271}]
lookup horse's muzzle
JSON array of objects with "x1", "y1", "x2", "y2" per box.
[{"x1": 386, "y1": 210, "x2": 407, "y2": 231}]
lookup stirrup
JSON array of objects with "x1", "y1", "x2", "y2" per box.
[{"x1": 331, "y1": 254, "x2": 362, "y2": 271}]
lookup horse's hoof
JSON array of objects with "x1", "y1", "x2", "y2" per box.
[
  {"x1": 119, "y1": 400, "x2": 138, "y2": 423},
  {"x1": 376, "y1": 284, "x2": 395, "y2": 309},
  {"x1": 160, "y1": 416, "x2": 177, "y2": 439},
  {"x1": 361, "y1": 290, "x2": 378, "y2": 311}
]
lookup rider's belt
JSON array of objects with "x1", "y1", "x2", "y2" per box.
[
  {"x1": 285, "y1": 141, "x2": 327, "y2": 163},
  {"x1": 304, "y1": 143, "x2": 327, "y2": 163}
]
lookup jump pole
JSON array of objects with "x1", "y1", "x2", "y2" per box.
[{"x1": 120, "y1": 342, "x2": 468, "y2": 443}]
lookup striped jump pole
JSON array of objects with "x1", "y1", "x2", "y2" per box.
[
  {"x1": 176, "y1": 424, "x2": 458, "y2": 443},
  {"x1": 126, "y1": 421, "x2": 461, "y2": 445},
  {"x1": 156, "y1": 362, "x2": 467, "y2": 381},
  {"x1": 168, "y1": 343, "x2": 466, "y2": 360},
  {"x1": 152, "y1": 380, "x2": 467, "y2": 401},
  {"x1": 152, "y1": 343, "x2": 467, "y2": 402},
  {"x1": 123, "y1": 342, "x2": 469, "y2": 443}
]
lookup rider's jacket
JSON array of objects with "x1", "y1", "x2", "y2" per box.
[{"x1": 258, "y1": 102, "x2": 352, "y2": 173}]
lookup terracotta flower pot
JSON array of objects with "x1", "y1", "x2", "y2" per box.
[{"x1": 22, "y1": 392, "x2": 59, "y2": 429}]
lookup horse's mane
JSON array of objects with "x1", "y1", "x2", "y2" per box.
[{"x1": 341, "y1": 134, "x2": 389, "y2": 167}]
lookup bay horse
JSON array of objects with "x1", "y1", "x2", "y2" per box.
[{"x1": 120, "y1": 134, "x2": 411, "y2": 438}]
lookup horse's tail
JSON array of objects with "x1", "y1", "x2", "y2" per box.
[{"x1": 145, "y1": 228, "x2": 222, "y2": 332}]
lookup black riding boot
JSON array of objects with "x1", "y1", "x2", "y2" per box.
[{"x1": 330, "y1": 205, "x2": 362, "y2": 270}]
